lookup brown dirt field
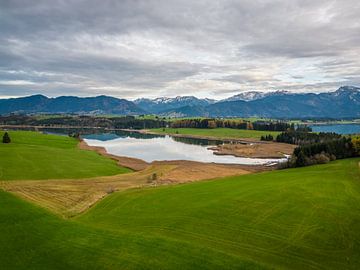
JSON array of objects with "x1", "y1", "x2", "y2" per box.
[
  {"x1": 209, "y1": 142, "x2": 296, "y2": 158},
  {"x1": 153, "y1": 160, "x2": 265, "y2": 184}
]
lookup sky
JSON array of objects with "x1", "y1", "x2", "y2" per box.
[{"x1": 0, "y1": 0, "x2": 359, "y2": 100}]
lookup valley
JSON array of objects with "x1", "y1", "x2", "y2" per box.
[
  {"x1": 0, "y1": 121, "x2": 359, "y2": 269},
  {"x1": 0, "y1": 130, "x2": 359, "y2": 269}
]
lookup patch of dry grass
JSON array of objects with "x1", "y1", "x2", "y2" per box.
[
  {"x1": 0, "y1": 160, "x2": 254, "y2": 217},
  {"x1": 0, "y1": 165, "x2": 174, "y2": 217}
]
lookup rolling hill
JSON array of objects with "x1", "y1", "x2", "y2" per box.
[{"x1": 0, "y1": 157, "x2": 359, "y2": 269}]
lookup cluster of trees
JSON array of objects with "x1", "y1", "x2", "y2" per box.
[
  {"x1": 260, "y1": 134, "x2": 274, "y2": 141},
  {"x1": 253, "y1": 121, "x2": 294, "y2": 131},
  {"x1": 276, "y1": 131, "x2": 341, "y2": 145},
  {"x1": 68, "y1": 132, "x2": 80, "y2": 139},
  {"x1": 110, "y1": 117, "x2": 166, "y2": 129},
  {"x1": 290, "y1": 137, "x2": 356, "y2": 167},
  {"x1": 170, "y1": 118, "x2": 250, "y2": 129},
  {"x1": 276, "y1": 131, "x2": 359, "y2": 168}
]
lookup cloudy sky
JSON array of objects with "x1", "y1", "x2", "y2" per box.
[{"x1": 0, "y1": 0, "x2": 359, "y2": 100}]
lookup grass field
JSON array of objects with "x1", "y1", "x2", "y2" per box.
[
  {"x1": 0, "y1": 130, "x2": 130, "y2": 180},
  {"x1": 151, "y1": 127, "x2": 280, "y2": 139},
  {"x1": 1, "y1": 158, "x2": 359, "y2": 269}
]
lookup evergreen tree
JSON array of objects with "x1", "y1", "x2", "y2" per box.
[
  {"x1": 2, "y1": 132, "x2": 11, "y2": 143},
  {"x1": 295, "y1": 150, "x2": 307, "y2": 167}
]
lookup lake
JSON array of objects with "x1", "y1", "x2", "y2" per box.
[
  {"x1": 309, "y1": 124, "x2": 360, "y2": 134},
  {"x1": 83, "y1": 131, "x2": 287, "y2": 165}
]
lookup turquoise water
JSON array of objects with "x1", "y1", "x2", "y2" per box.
[{"x1": 310, "y1": 124, "x2": 360, "y2": 135}]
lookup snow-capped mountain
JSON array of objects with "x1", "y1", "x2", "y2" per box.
[
  {"x1": 161, "y1": 86, "x2": 360, "y2": 118},
  {"x1": 134, "y1": 96, "x2": 216, "y2": 113},
  {"x1": 222, "y1": 90, "x2": 290, "y2": 102}
]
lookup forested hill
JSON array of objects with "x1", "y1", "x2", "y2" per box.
[{"x1": 0, "y1": 95, "x2": 145, "y2": 115}]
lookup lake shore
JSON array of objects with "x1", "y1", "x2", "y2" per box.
[
  {"x1": 125, "y1": 128, "x2": 294, "y2": 159},
  {"x1": 79, "y1": 139, "x2": 272, "y2": 183}
]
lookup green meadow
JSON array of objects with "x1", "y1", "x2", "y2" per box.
[
  {"x1": 0, "y1": 131, "x2": 130, "y2": 180},
  {"x1": 151, "y1": 127, "x2": 280, "y2": 139},
  {"x1": 0, "y1": 156, "x2": 359, "y2": 269}
]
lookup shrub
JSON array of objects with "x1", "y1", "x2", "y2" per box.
[
  {"x1": 352, "y1": 136, "x2": 360, "y2": 155},
  {"x1": 105, "y1": 186, "x2": 115, "y2": 194},
  {"x1": 260, "y1": 134, "x2": 273, "y2": 141},
  {"x1": 147, "y1": 173, "x2": 158, "y2": 183},
  {"x1": 313, "y1": 153, "x2": 330, "y2": 164}
]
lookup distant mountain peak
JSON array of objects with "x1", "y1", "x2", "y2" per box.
[
  {"x1": 337, "y1": 86, "x2": 360, "y2": 92},
  {"x1": 134, "y1": 95, "x2": 215, "y2": 113},
  {"x1": 222, "y1": 90, "x2": 290, "y2": 102}
]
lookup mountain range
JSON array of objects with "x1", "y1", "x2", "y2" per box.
[
  {"x1": 0, "y1": 86, "x2": 359, "y2": 118},
  {"x1": 0, "y1": 95, "x2": 145, "y2": 115}
]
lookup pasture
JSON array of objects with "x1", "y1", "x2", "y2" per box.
[
  {"x1": 0, "y1": 130, "x2": 130, "y2": 180},
  {"x1": 1, "y1": 157, "x2": 359, "y2": 269}
]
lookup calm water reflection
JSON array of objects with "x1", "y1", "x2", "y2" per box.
[{"x1": 83, "y1": 132, "x2": 287, "y2": 165}]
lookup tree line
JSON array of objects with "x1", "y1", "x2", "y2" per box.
[
  {"x1": 291, "y1": 137, "x2": 357, "y2": 167},
  {"x1": 275, "y1": 131, "x2": 341, "y2": 145},
  {"x1": 170, "y1": 118, "x2": 310, "y2": 132},
  {"x1": 1, "y1": 115, "x2": 314, "y2": 133},
  {"x1": 0, "y1": 115, "x2": 167, "y2": 129}
]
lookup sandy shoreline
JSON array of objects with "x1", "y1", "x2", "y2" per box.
[{"x1": 208, "y1": 142, "x2": 295, "y2": 159}]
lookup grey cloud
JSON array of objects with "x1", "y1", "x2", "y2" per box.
[{"x1": 0, "y1": 0, "x2": 359, "y2": 99}]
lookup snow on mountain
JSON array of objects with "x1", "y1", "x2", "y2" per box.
[
  {"x1": 222, "y1": 90, "x2": 290, "y2": 102},
  {"x1": 134, "y1": 96, "x2": 216, "y2": 113}
]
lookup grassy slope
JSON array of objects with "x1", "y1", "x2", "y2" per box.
[
  {"x1": 151, "y1": 127, "x2": 280, "y2": 139},
  {"x1": 0, "y1": 131, "x2": 130, "y2": 180},
  {"x1": 1, "y1": 158, "x2": 359, "y2": 269},
  {"x1": 79, "y1": 158, "x2": 360, "y2": 269}
]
